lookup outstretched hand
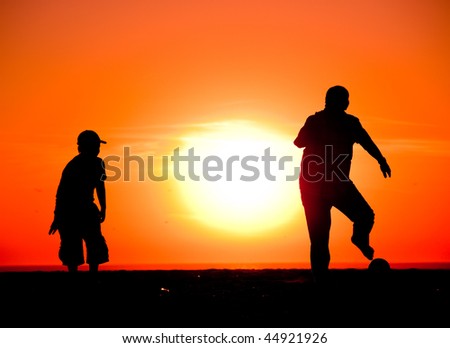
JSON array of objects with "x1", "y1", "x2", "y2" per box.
[{"x1": 380, "y1": 159, "x2": 391, "y2": 178}]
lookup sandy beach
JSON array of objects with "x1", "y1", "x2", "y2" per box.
[{"x1": 1, "y1": 268, "x2": 449, "y2": 328}]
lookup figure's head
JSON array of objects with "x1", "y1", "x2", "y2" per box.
[
  {"x1": 325, "y1": 85, "x2": 350, "y2": 111},
  {"x1": 77, "y1": 130, "x2": 106, "y2": 156}
]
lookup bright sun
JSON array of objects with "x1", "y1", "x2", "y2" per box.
[{"x1": 174, "y1": 120, "x2": 302, "y2": 235}]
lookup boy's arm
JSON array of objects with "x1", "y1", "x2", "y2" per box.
[
  {"x1": 49, "y1": 173, "x2": 65, "y2": 235},
  {"x1": 49, "y1": 217, "x2": 59, "y2": 235},
  {"x1": 97, "y1": 180, "x2": 106, "y2": 223},
  {"x1": 356, "y1": 121, "x2": 391, "y2": 178},
  {"x1": 49, "y1": 198, "x2": 60, "y2": 235},
  {"x1": 96, "y1": 158, "x2": 107, "y2": 223}
]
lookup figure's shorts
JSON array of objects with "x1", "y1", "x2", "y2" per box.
[{"x1": 58, "y1": 204, "x2": 109, "y2": 266}]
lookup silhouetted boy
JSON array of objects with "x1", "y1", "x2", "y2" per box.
[
  {"x1": 49, "y1": 130, "x2": 109, "y2": 274},
  {"x1": 294, "y1": 86, "x2": 391, "y2": 283}
]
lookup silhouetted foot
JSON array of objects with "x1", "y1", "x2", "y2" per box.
[{"x1": 351, "y1": 235, "x2": 374, "y2": 260}]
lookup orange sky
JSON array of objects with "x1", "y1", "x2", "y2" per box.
[{"x1": 1, "y1": 0, "x2": 450, "y2": 269}]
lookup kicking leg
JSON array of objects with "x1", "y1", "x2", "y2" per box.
[{"x1": 334, "y1": 183, "x2": 375, "y2": 260}]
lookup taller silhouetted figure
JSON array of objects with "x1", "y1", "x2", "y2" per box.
[
  {"x1": 294, "y1": 86, "x2": 391, "y2": 283},
  {"x1": 49, "y1": 130, "x2": 109, "y2": 274}
]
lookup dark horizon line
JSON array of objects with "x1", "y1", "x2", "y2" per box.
[{"x1": 1, "y1": 261, "x2": 450, "y2": 272}]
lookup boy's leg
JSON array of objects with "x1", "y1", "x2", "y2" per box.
[
  {"x1": 84, "y1": 209, "x2": 109, "y2": 268},
  {"x1": 334, "y1": 182, "x2": 375, "y2": 260},
  {"x1": 301, "y1": 191, "x2": 332, "y2": 282},
  {"x1": 85, "y1": 232, "x2": 109, "y2": 266},
  {"x1": 58, "y1": 226, "x2": 85, "y2": 269}
]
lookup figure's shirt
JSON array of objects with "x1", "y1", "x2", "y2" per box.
[
  {"x1": 54, "y1": 154, "x2": 106, "y2": 216},
  {"x1": 294, "y1": 109, "x2": 379, "y2": 184}
]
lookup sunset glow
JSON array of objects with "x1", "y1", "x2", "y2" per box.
[
  {"x1": 175, "y1": 121, "x2": 301, "y2": 235},
  {"x1": 1, "y1": 0, "x2": 450, "y2": 269}
]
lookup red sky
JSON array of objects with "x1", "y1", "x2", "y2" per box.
[{"x1": 1, "y1": 0, "x2": 450, "y2": 269}]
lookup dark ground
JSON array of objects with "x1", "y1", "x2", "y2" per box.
[{"x1": 1, "y1": 268, "x2": 449, "y2": 328}]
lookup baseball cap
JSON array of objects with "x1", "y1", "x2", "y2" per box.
[{"x1": 77, "y1": 130, "x2": 107, "y2": 145}]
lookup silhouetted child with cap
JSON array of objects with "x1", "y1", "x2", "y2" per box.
[{"x1": 49, "y1": 130, "x2": 109, "y2": 274}]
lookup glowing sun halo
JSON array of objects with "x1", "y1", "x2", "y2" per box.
[{"x1": 175, "y1": 121, "x2": 302, "y2": 235}]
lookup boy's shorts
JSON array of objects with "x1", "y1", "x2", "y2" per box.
[{"x1": 58, "y1": 204, "x2": 109, "y2": 266}]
